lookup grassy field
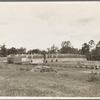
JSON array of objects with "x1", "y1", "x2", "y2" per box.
[{"x1": 0, "y1": 62, "x2": 100, "y2": 97}]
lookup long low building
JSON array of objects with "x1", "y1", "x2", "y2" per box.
[
  {"x1": 45, "y1": 54, "x2": 87, "y2": 62},
  {"x1": 7, "y1": 53, "x2": 87, "y2": 64},
  {"x1": 7, "y1": 54, "x2": 43, "y2": 64}
]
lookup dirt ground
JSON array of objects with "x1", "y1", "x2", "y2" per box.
[{"x1": 0, "y1": 62, "x2": 100, "y2": 97}]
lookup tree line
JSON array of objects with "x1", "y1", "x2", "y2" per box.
[{"x1": 0, "y1": 40, "x2": 100, "y2": 61}]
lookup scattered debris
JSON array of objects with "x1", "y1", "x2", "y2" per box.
[{"x1": 31, "y1": 65, "x2": 57, "y2": 73}]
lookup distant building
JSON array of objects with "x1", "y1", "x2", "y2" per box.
[
  {"x1": 7, "y1": 53, "x2": 87, "y2": 64},
  {"x1": 45, "y1": 53, "x2": 87, "y2": 63}
]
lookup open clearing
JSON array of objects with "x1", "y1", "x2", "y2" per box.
[{"x1": 0, "y1": 62, "x2": 100, "y2": 97}]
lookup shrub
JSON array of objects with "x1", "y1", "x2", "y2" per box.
[
  {"x1": 26, "y1": 68, "x2": 30, "y2": 71},
  {"x1": 55, "y1": 59, "x2": 58, "y2": 62},
  {"x1": 20, "y1": 67, "x2": 30, "y2": 71},
  {"x1": 91, "y1": 66, "x2": 94, "y2": 69},
  {"x1": 55, "y1": 71, "x2": 68, "y2": 77},
  {"x1": 87, "y1": 72, "x2": 99, "y2": 82},
  {"x1": 20, "y1": 68, "x2": 24, "y2": 71},
  {"x1": 8, "y1": 59, "x2": 13, "y2": 64}
]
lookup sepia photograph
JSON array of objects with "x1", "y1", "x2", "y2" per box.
[{"x1": 0, "y1": 1, "x2": 100, "y2": 98}]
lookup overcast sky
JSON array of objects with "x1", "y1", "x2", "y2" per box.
[{"x1": 0, "y1": 2, "x2": 100, "y2": 51}]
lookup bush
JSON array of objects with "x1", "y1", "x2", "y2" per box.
[
  {"x1": 8, "y1": 59, "x2": 13, "y2": 64},
  {"x1": 20, "y1": 68, "x2": 30, "y2": 71},
  {"x1": 55, "y1": 71, "x2": 68, "y2": 77},
  {"x1": 87, "y1": 73, "x2": 99, "y2": 82},
  {"x1": 91, "y1": 66, "x2": 94, "y2": 69},
  {"x1": 20, "y1": 68, "x2": 25, "y2": 71}
]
